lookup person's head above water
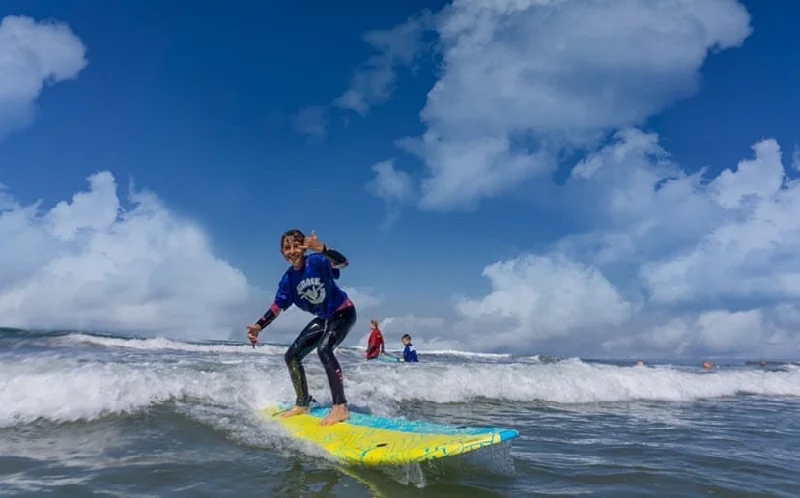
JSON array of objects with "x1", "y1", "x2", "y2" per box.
[{"x1": 280, "y1": 229, "x2": 306, "y2": 268}]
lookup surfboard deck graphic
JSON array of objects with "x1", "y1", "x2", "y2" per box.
[{"x1": 260, "y1": 404, "x2": 519, "y2": 466}]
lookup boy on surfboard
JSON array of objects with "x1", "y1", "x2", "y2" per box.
[{"x1": 246, "y1": 229, "x2": 355, "y2": 427}]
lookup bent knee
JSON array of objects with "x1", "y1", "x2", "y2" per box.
[
  {"x1": 284, "y1": 348, "x2": 297, "y2": 365},
  {"x1": 316, "y1": 340, "x2": 334, "y2": 359}
]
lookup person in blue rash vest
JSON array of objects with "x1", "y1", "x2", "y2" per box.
[
  {"x1": 401, "y1": 334, "x2": 418, "y2": 362},
  {"x1": 246, "y1": 229, "x2": 356, "y2": 427}
]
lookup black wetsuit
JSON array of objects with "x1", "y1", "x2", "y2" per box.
[
  {"x1": 284, "y1": 304, "x2": 356, "y2": 406},
  {"x1": 254, "y1": 246, "x2": 355, "y2": 407}
]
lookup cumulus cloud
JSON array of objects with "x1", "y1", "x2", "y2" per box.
[
  {"x1": 639, "y1": 139, "x2": 800, "y2": 306},
  {"x1": 358, "y1": 0, "x2": 752, "y2": 211},
  {"x1": 454, "y1": 254, "x2": 633, "y2": 347},
  {"x1": 0, "y1": 172, "x2": 381, "y2": 342},
  {"x1": 0, "y1": 172, "x2": 261, "y2": 338},
  {"x1": 381, "y1": 132, "x2": 800, "y2": 358},
  {"x1": 601, "y1": 307, "x2": 796, "y2": 358},
  {"x1": 0, "y1": 15, "x2": 88, "y2": 139},
  {"x1": 565, "y1": 134, "x2": 800, "y2": 357}
]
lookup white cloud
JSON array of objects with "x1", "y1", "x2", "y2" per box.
[
  {"x1": 574, "y1": 134, "x2": 800, "y2": 357},
  {"x1": 333, "y1": 12, "x2": 433, "y2": 115},
  {"x1": 0, "y1": 171, "x2": 255, "y2": 338},
  {"x1": 354, "y1": 0, "x2": 751, "y2": 210},
  {"x1": 366, "y1": 159, "x2": 413, "y2": 202},
  {"x1": 399, "y1": 132, "x2": 800, "y2": 357},
  {"x1": 454, "y1": 254, "x2": 633, "y2": 347},
  {"x1": 0, "y1": 171, "x2": 381, "y2": 342},
  {"x1": 695, "y1": 309, "x2": 764, "y2": 353},
  {"x1": 365, "y1": 159, "x2": 415, "y2": 228},
  {"x1": 290, "y1": 105, "x2": 328, "y2": 140},
  {"x1": 0, "y1": 15, "x2": 88, "y2": 138},
  {"x1": 707, "y1": 139, "x2": 785, "y2": 209},
  {"x1": 641, "y1": 139, "x2": 800, "y2": 306},
  {"x1": 601, "y1": 307, "x2": 797, "y2": 358}
]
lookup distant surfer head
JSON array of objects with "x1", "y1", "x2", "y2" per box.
[
  {"x1": 370, "y1": 319, "x2": 379, "y2": 330},
  {"x1": 280, "y1": 229, "x2": 306, "y2": 268}
]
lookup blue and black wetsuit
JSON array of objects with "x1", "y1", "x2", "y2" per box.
[
  {"x1": 255, "y1": 247, "x2": 356, "y2": 407},
  {"x1": 403, "y1": 343, "x2": 418, "y2": 362}
]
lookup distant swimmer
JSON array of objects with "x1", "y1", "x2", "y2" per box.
[
  {"x1": 365, "y1": 320, "x2": 385, "y2": 360},
  {"x1": 703, "y1": 361, "x2": 713, "y2": 370},
  {"x1": 402, "y1": 334, "x2": 418, "y2": 363},
  {"x1": 246, "y1": 229, "x2": 356, "y2": 427}
]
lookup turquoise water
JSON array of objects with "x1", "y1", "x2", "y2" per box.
[{"x1": 1, "y1": 329, "x2": 798, "y2": 497}]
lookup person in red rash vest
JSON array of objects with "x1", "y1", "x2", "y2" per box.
[{"x1": 365, "y1": 320, "x2": 385, "y2": 360}]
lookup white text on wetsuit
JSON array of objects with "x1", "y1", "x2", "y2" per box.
[{"x1": 297, "y1": 277, "x2": 326, "y2": 305}]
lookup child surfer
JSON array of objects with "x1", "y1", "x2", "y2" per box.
[{"x1": 246, "y1": 229, "x2": 356, "y2": 427}]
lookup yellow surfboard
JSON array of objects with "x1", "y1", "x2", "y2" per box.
[{"x1": 259, "y1": 405, "x2": 519, "y2": 467}]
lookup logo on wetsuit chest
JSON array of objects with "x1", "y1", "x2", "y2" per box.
[{"x1": 297, "y1": 277, "x2": 326, "y2": 305}]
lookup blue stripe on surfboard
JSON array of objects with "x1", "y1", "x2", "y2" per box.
[{"x1": 275, "y1": 404, "x2": 519, "y2": 441}]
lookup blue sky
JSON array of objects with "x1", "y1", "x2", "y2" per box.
[{"x1": 1, "y1": 0, "x2": 799, "y2": 358}]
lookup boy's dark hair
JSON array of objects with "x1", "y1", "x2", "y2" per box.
[
  {"x1": 280, "y1": 229, "x2": 305, "y2": 249},
  {"x1": 402, "y1": 334, "x2": 411, "y2": 341}
]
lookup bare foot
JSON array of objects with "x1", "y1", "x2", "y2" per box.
[
  {"x1": 320, "y1": 404, "x2": 349, "y2": 427},
  {"x1": 281, "y1": 405, "x2": 309, "y2": 418}
]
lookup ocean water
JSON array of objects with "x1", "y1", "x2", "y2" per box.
[{"x1": 1, "y1": 329, "x2": 798, "y2": 497}]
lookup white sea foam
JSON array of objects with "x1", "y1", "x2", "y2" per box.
[
  {"x1": 348, "y1": 359, "x2": 800, "y2": 405},
  {"x1": 3, "y1": 337, "x2": 799, "y2": 431},
  {"x1": 57, "y1": 333, "x2": 287, "y2": 355}
]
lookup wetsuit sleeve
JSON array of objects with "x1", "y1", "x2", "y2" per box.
[
  {"x1": 255, "y1": 273, "x2": 292, "y2": 329},
  {"x1": 321, "y1": 245, "x2": 348, "y2": 279}
]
